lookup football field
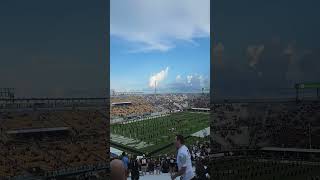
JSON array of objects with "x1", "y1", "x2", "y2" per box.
[{"x1": 111, "y1": 111, "x2": 209, "y2": 155}]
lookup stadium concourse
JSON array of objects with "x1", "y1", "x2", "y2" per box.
[
  {"x1": 0, "y1": 98, "x2": 109, "y2": 180},
  {"x1": 209, "y1": 98, "x2": 320, "y2": 179},
  {"x1": 127, "y1": 173, "x2": 171, "y2": 180}
]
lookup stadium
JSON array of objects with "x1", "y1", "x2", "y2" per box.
[
  {"x1": 0, "y1": 89, "x2": 109, "y2": 180},
  {"x1": 111, "y1": 111, "x2": 209, "y2": 156},
  {"x1": 109, "y1": 92, "x2": 211, "y2": 179},
  {"x1": 209, "y1": 83, "x2": 320, "y2": 179},
  {"x1": 110, "y1": 93, "x2": 210, "y2": 156}
]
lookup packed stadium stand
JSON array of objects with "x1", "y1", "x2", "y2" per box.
[
  {"x1": 111, "y1": 96, "x2": 154, "y2": 118},
  {"x1": 209, "y1": 98, "x2": 320, "y2": 179},
  {"x1": 209, "y1": 156, "x2": 320, "y2": 180},
  {"x1": 111, "y1": 93, "x2": 210, "y2": 120},
  {"x1": 0, "y1": 99, "x2": 109, "y2": 179},
  {"x1": 211, "y1": 99, "x2": 320, "y2": 151}
]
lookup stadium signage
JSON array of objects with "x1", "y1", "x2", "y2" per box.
[{"x1": 296, "y1": 83, "x2": 320, "y2": 89}]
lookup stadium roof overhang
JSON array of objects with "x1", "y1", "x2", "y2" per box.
[
  {"x1": 261, "y1": 147, "x2": 320, "y2": 153},
  {"x1": 110, "y1": 147, "x2": 123, "y2": 157},
  {"x1": 295, "y1": 83, "x2": 320, "y2": 89},
  {"x1": 191, "y1": 108, "x2": 210, "y2": 111},
  {"x1": 111, "y1": 102, "x2": 132, "y2": 106},
  {"x1": 6, "y1": 127, "x2": 70, "y2": 135},
  {"x1": 295, "y1": 83, "x2": 320, "y2": 100}
]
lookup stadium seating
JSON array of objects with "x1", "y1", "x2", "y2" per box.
[
  {"x1": 111, "y1": 94, "x2": 210, "y2": 119},
  {"x1": 211, "y1": 101, "x2": 320, "y2": 151},
  {"x1": 209, "y1": 157, "x2": 320, "y2": 180},
  {"x1": 0, "y1": 105, "x2": 109, "y2": 178},
  {"x1": 209, "y1": 100, "x2": 320, "y2": 179}
]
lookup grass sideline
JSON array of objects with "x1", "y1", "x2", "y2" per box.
[{"x1": 111, "y1": 111, "x2": 209, "y2": 155}]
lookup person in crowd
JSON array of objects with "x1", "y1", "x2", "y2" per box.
[
  {"x1": 195, "y1": 158, "x2": 207, "y2": 180},
  {"x1": 122, "y1": 152, "x2": 129, "y2": 178},
  {"x1": 129, "y1": 154, "x2": 140, "y2": 180},
  {"x1": 162, "y1": 157, "x2": 170, "y2": 173},
  {"x1": 169, "y1": 155, "x2": 175, "y2": 176},
  {"x1": 171, "y1": 134, "x2": 195, "y2": 180},
  {"x1": 141, "y1": 154, "x2": 148, "y2": 176},
  {"x1": 155, "y1": 157, "x2": 161, "y2": 175},
  {"x1": 148, "y1": 158, "x2": 155, "y2": 175},
  {"x1": 111, "y1": 159, "x2": 126, "y2": 180}
]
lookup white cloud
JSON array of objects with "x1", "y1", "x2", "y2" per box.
[
  {"x1": 164, "y1": 73, "x2": 209, "y2": 92},
  {"x1": 185, "y1": 74, "x2": 208, "y2": 87},
  {"x1": 214, "y1": 42, "x2": 225, "y2": 54},
  {"x1": 186, "y1": 75, "x2": 193, "y2": 84},
  {"x1": 111, "y1": 0, "x2": 210, "y2": 52},
  {"x1": 283, "y1": 44, "x2": 303, "y2": 83},
  {"x1": 247, "y1": 45, "x2": 264, "y2": 67},
  {"x1": 149, "y1": 67, "x2": 169, "y2": 88},
  {"x1": 176, "y1": 74, "x2": 182, "y2": 81}
]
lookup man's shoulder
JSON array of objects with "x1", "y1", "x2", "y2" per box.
[{"x1": 178, "y1": 145, "x2": 189, "y2": 154}]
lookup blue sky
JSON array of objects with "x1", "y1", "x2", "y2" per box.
[{"x1": 110, "y1": 0, "x2": 210, "y2": 93}]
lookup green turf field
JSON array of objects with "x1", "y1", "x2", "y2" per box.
[
  {"x1": 152, "y1": 136, "x2": 209, "y2": 156},
  {"x1": 110, "y1": 111, "x2": 209, "y2": 155}
]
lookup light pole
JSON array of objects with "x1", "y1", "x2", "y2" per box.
[{"x1": 309, "y1": 123, "x2": 312, "y2": 149}]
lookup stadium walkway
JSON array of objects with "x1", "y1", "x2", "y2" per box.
[
  {"x1": 127, "y1": 173, "x2": 170, "y2": 180},
  {"x1": 127, "y1": 167, "x2": 196, "y2": 180}
]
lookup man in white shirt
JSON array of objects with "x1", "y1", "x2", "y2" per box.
[{"x1": 171, "y1": 134, "x2": 195, "y2": 180}]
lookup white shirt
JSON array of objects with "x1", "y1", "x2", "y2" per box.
[{"x1": 176, "y1": 145, "x2": 194, "y2": 180}]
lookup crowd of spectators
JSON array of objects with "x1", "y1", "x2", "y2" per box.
[
  {"x1": 111, "y1": 96, "x2": 154, "y2": 118},
  {"x1": 0, "y1": 107, "x2": 109, "y2": 179},
  {"x1": 211, "y1": 100, "x2": 320, "y2": 151},
  {"x1": 111, "y1": 93, "x2": 210, "y2": 120},
  {"x1": 111, "y1": 140, "x2": 211, "y2": 180},
  {"x1": 207, "y1": 155, "x2": 320, "y2": 180}
]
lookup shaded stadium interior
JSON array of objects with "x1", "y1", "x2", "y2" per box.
[
  {"x1": 0, "y1": 97, "x2": 109, "y2": 179},
  {"x1": 209, "y1": 96, "x2": 320, "y2": 179}
]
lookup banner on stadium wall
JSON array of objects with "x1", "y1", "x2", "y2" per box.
[{"x1": 296, "y1": 83, "x2": 320, "y2": 89}]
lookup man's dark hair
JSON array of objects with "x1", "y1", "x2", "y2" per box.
[
  {"x1": 176, "y1": 134, "x2": 185, "y2": 144},
  {"x1": 133, "y1": 154, "x2": 137, "y2": 159}
]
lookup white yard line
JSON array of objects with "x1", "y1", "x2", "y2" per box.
[
  {"x1": 111, "y1": 134, "x2": 153, "y2": 149},
  {"x1": 191, "y1": 127, "x2": 210, "y2": 138}
]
